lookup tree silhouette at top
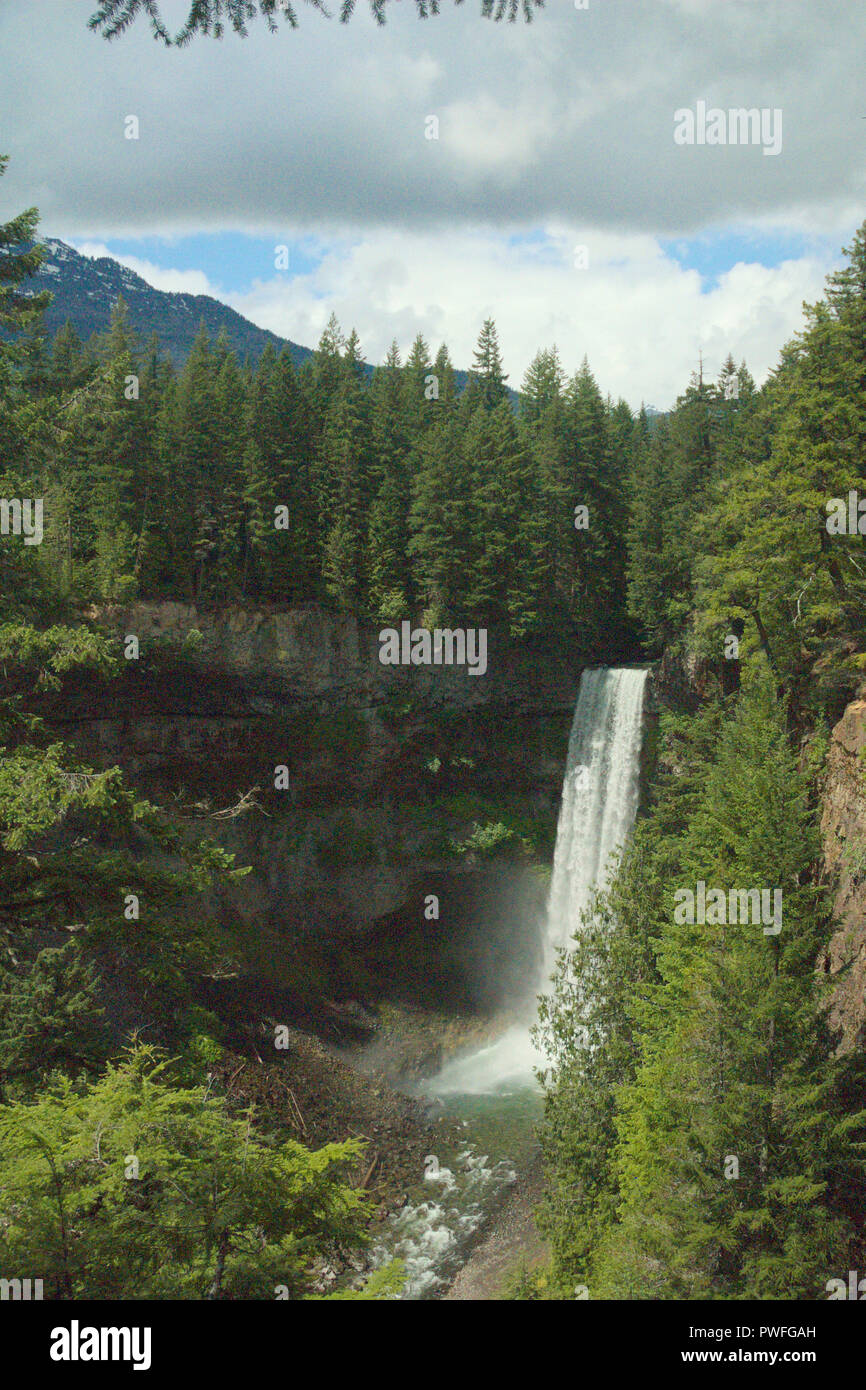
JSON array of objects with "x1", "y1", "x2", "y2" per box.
[{"x1": 89, "y1": 0, "x2": 544, "y2": 44}]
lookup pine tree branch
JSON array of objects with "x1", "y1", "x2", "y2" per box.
[{"x1": 88, "y1": 0, "x2": 543, "y2": 43}]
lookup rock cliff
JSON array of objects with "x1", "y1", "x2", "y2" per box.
[
  {"x1": 51, "y1": 601, "x2": 581, "y2": 1025},
  {"x1": 821, "y1": 686, "x2": 866, "y2": 1053}
]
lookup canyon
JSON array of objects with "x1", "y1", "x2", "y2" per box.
[{"x1": 37, "y1": 599, "x2": 866, "y2": 1296}]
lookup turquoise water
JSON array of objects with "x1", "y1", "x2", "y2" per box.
[{"x1": 369, "y1": 1084, "x2": 543, "y2": 1299}]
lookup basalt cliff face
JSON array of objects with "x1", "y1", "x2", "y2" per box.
[
  {"x1": 50, "y1": 601, "x2": 584, "y2": 1025},
  {"x1": 58, "y1": 600, "x2": 583, "y2": 806},
  {"x1": 81, "y1": 599, "x2": 588, "y2": 711},
  {"x1": 821, "y1": 685, "x2": 866, "y2": 1054}
]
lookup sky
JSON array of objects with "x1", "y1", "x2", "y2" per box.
[{"x1": 1, "y1": 0, "x2": 865, "y2": 409}]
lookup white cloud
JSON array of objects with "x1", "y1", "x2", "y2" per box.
[
  {"x1": 224, "y1": 226, "x2": 833, "y2": 409},
  {"x1": 2, "y1": 0, "x2": 865, "y2": 237},
  {"x1": 439, "y1": 93, "x2": 557, "y2": 174}
]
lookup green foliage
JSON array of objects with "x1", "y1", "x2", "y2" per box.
[
  {"x1": 448, "y1": 819, "x2": 530, "y2": 860},
  {"x1": 625, "y1": 232, "x2": 866, "y2": 696},
  {"x1": 542, "y1": 219, "x2": 866, "y2": 1296},
  {"x1": 5, "y1": 226, "x2": 640, "y2": 645},
  {"x1": 6, "y1": 142, "x2": 866, "y2": 1309},
  {"x1": 0, "y1": 1046, "x2": 372, "y2": 1299},
  {"x1": 502, "y1": 1259, "x2": 553, "y2": 1300},
  {"x1": 538, "y1": 676, "x2": 866, "y2": 1300},
  {"x1": 0, "y1": 629, "x2": 248, "y2": 1094},
  {"x1": 534, "y1": 843, "x2": 659, "y2": 1297},
  {"x1": 0, "y1": 157, "x2": 52, "y2": 332},
  {"x1": 0, "y1": 174, "x2": 407, "y2": 1306},
  {"x1": 314, "y1": 1263, "x2": 405, "y2": 1301}
]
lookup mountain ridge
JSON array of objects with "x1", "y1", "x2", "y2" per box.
[
  {"x1": 31, "y1": 237, "x2": 314, "y2": 370},
  {"x1": 28, "y1": 238, "x2": 487, "y2": 396}
]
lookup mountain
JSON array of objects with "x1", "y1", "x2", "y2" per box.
[
  {"x1": 30, "y1": 238, "x2": 313, "y2": 369},
  {"x1": 27, "y1": 239, "x2": 494, "y2": 398}
]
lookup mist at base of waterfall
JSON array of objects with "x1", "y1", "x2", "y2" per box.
[{"x1": 424, "y1": 1021, "x2": 545, "y2": 1096}]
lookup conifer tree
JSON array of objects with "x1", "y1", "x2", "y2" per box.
[
  {"x1": 462, "y1": 401, "x2": 539, "y2": 631},
  {"x1": 562, "y1": 360, "x2": 625, "y2": 639},
  {"x1": 408, "y1": 413, "x2": 473, "y2": 622},
  {"x1": 243, "y1": 345, "x2": 318, "y2": 600},
  {"x1": 367, "y1": 342, "x2": 412, "y2": 619},
  {"x1": 0, "y1": 1045, "x2": 373, "y2": 1298},
  {"x1": 168, "y1": 324, "x2": 226, "y2": 597},
  {"x1": 0, "y1": 157, "x2": 51, "y2": 334},
  {"x1": 693, "y1": 233, "x2": 866, "y2": 693},
  {"x1": 400, "y1": 332, "x2": 434, "y2": 425},
  {"x1": 430, "y1": 342, "x2": 457, "y2": 411},
  {"x1": 597, "y1": 675, "x2": 866, "y2": 1299},
  {"x1": 89, "y1": 0, "x2": 544, "y2": 44},
  {"x1": 520, "y1": 345, "x2": 564, "y2": 427},
  {"x1": 49, "y1": 320, "x2": 90, "y2": 393},
  {"x1": 320, "y1": 391, "x2": 368, "y2": 611},
  {"x1": 471, "y1": 317, "x2": 510, "y2": 411}
]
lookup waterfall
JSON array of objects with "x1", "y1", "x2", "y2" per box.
[
  {"x1": 425, "y1": 666, "x2": 648, "y2": 1096},
  {"x1": 542, "y1": 666, "x2": 648, "y2": 973}
]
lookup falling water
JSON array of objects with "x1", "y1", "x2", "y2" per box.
[{"x1": 426, "y1": 666, "x2": 648, "y2": 1096}]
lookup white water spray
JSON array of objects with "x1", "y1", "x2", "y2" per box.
[{"x1": 426, "y1": 666, "x2": 648, "y2": 1096}]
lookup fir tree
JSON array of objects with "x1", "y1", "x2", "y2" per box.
[
  {"x1": 0, "y1": 156, "x2": 52, "y2": 332},
  {"x1": 470, "y1": 317, "x2": 510, "y2": 411}
]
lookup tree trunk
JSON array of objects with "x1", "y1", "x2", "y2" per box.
[
  {"x1": 751, "y1": 607, "x2": 777, "y2": 675},
  {"x1": 206, "y1": 1228, "x2": 230, "y2": 1300}
]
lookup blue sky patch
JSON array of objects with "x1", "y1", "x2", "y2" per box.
[
  {"x1": 659, "y1": 227, "x2": 844, "y2": 290},
  {"x1": 91, "y1": 233, "x2": 327, "y2": 293}
]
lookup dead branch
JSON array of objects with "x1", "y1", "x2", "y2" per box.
[
  {"x1": 359, "y1": 1154, "x2": 380, "y2": 1190},
  {"x1": 208, "y1": 787, "x2": 268, "y2": 820}
]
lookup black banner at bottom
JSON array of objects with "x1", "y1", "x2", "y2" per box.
[{"x1": 2, "y1": 1296, "x2": 859, "y2": 1378}]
